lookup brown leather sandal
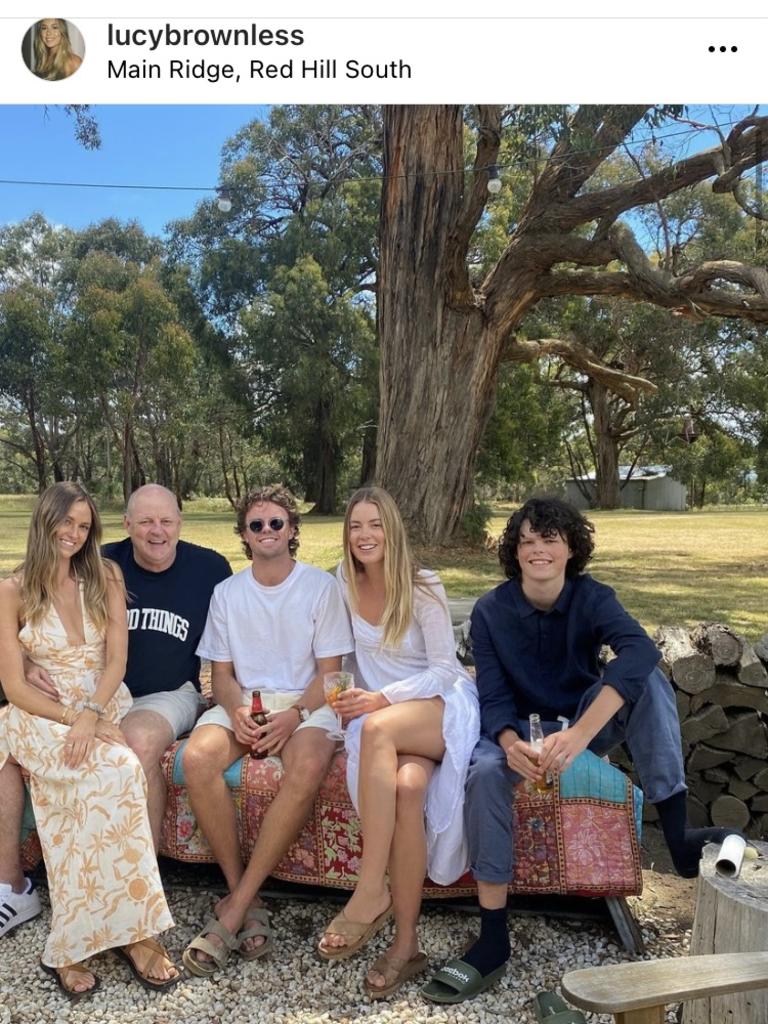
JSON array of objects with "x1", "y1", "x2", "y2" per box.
[
  {"x1": 115, "y1": 937, "x2": 181, "y2": 991},
  {"x1": 318, "y1": 902, "x2": 393, "y2": 961},
  {"x1": 364, "y1": 950, "x2": 429, "y2": 999},
  {"x1": 41, "y1": 960, "x2": 100, "y2": 1002}
]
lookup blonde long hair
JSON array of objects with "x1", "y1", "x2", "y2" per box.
[
  {"x1": 342, "y1": 486, "x2": 436, "y2": 649},
  {"x1": 33, "y1": 19, "x2": 76, "y2": 80},
  {"x1": 22, "y1": 482, "x2": 112, "y2": 633}
]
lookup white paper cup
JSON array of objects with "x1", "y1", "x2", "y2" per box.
[{"x1": 715, "y1": 834, "x2": 747, "y2": 878}]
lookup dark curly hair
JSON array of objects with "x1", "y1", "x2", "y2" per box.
[
  {"x1": 498, "y1": 496, "x2": 594, "y2": 581},
  {"x1": 235, "y1": 484, "x2": 301, "y2": 559}
]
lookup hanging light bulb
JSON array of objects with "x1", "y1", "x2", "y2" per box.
[
  {"x1": 486, "y1": 165, "x2": 502, "y2": 195},
  {"x1": 216, "y1": 187, "x2": 233, "y2": 213}
]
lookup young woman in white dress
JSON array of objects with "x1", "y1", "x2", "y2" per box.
[{"x1": 318, "y1": 487, "x2": 479, "y2": 998}]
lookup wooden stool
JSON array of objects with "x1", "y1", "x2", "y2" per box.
[{"x1": 562, "y1": 952, "x2": 768, "y2": 1023}]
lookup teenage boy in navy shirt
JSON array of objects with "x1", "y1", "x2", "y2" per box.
[{"x1": 423, "y1": 496, "x2": 734, "y2": 1003}]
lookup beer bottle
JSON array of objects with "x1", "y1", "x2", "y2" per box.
[
  {"x1": 529, "y1": 713, "x2": 553, "y2": 793},
  {"x1": 249, "y1": 690, "x2": 269, "y2": 759}
]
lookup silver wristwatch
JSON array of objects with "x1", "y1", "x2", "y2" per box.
[{"x1": 81, "y1": 700, "x2": 104, "y2": 716}]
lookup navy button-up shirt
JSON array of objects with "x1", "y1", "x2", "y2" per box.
[{"x1": 470, "y1": 574, "x2": 661, "y2": 741}]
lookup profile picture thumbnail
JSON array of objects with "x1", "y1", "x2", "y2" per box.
[{"x1": 21, "y1": 19, "x2": 85, "y2": 81}]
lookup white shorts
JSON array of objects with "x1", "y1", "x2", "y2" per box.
[
  {"x1": 125, "y1": 681, "x2": 203, "y2": 739},
  {"x1": 195, "y1": 689, "x2": 337, "y2": 735}
]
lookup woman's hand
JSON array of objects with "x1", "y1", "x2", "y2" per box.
[
  {"x1": 94, "y1": 719, "x2": 128, "y2": 747},
  {"x1": 332, "y1": 687, "x2": 388, "y2": 722},
  {"x1": 62, "y1": 709, "x2": 98, "y2": 769}
]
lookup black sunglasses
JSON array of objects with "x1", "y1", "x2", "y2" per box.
[{"x1": 247, "y1": 517, "x2": 286, "y2": 533}]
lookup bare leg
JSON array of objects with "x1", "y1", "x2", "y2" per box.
[
  {"x1": 0, "y1": 760, "x2": 26, "y2": 892},
  {"x1": 120, "y1": 710, "x2": 175, "y2": 850},
  {"x1": 183, "y1": 725, "x2": 250, "y2": 892},
  {"x1": 366, "y1": 754, "x2": 435, "y2": 990},
  {"x1": 213, "y1": 727, "x2": 336, "y2": 947},
  {"x1": 476, "y1": 881, "x2": 508, "y2": 910},
  {"x1": 322, "y1": 698, "x2": 445, "y2": 951},
  {"x1": 185, "y1": 725, "x2": 335, "y2": 962}
]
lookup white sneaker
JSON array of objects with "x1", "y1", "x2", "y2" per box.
[{"x1": 0, "y1": 878, "x2": 42, "y2": 938}]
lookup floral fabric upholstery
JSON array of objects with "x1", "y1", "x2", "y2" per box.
[
  {"x1": 156, "y1": 743, "x2": 643, "y2": 898},
  {"x1": 23, "y1": 744, "x2": 642, "y2": 898}
]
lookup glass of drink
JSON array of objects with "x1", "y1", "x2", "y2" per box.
[
  {"x1": 529, "y1": 713, "x2": 553, "y2": 793},
  {"x1": 323, "y1": 671, "x2": 354, "y2": 741}
]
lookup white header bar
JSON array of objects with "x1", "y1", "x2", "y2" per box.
[{"x1": 2, "y1": 16, "x2": 765, "y2": 102}]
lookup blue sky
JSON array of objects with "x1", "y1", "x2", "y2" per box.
[{"x1": 0, "y1": 105, "x2": 269, "y2": 236}]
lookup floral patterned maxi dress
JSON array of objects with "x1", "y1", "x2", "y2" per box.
[{"x1": 0, "y1": 594, "x2": 173, "y2": 967}]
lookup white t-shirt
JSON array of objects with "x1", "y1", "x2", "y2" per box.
[{"x1": 197, "y1": 561, "x2": 354, "y2": 694}]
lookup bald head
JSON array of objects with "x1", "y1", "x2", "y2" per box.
[
  {"x1": 124, "y1": 484, "x2": 182, "y2": 572},
  {"x1": 126, "y1": 484, "x2": 180, "y2": 519}
]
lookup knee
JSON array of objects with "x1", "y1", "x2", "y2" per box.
[
  {"x1": 395, "y1": 763, "x2": 429, "y2": 816},
  {"x1": 282, "y1": 749, "x2": 332, "y2": 795},
  {"x1": 182, "y1": 731, "x2": 229, "y2": 781},
  {"x1": 466, "y1": 743, "x2": 509, "y2": 797},
  {"x1": 125, "y1": 732, "x2": 166, "y2": 774},
  {"x1": 361, "y1": 712, "x2": 393, "y2": 749}
]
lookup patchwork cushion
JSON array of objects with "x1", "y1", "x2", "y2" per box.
[
  {"x1": 155, "y1": 743, "x2": 643, "y2": 899},
  {"x1": 21, "y1": 745, "x2": 642, "y2": 898}
]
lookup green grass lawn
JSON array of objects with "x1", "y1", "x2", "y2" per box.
[{"x1": 1, "y1": 497, "x2": 766, "y2": 640}]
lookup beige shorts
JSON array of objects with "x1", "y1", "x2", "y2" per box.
[
  {"x1": 125, "y1": 681, "x2": 203, "y2": 739},
  {"x1": 195, "y1": 689, "x2": 337, "y2": 735}
]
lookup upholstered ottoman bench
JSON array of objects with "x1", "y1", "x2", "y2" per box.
[{"x1": 20, "y1": 747, "x2": 644, "y2": 950}]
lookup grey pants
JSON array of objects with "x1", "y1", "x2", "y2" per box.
[{"x1": 465, "y1": 667, "x2": 685, "y2": 883}]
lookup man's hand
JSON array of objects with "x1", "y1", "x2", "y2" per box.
[
  {"x1": 251, "y1": 709, "x2": 299, "y2": 756},
  {"x1": 503, "y1": 737, "x2": 546, "y2": 782},
  {"x1": 231, "y1": 704, "x2": 262, "y2": 749},
  {"x1": 24, "y1": 662, "x2": 59, "y2": 701},
  {"x1": 332, "y1": 687, "x2": 387, "y2": 722},
  {"x1": 95, "y1": 719, "x2": 128, "y2": 747},
  {"x1": 540, "y1": 723, "x2": 589, "y2": 776}
]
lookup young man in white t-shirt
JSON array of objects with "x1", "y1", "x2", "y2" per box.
[{"x1": 181, "y1": 485, "x2": 353, "y2": 976}]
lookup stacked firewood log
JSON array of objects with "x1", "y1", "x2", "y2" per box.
[{"x1": 648, "y1": 624, "x2": 768, "y2": 837}]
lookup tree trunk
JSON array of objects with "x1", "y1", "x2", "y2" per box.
[
  {"x1": 359, "y1": 422, "x2": 377, "y2": 487},
  {"x1": 590, "y1": 379, "x2": 622, "y2": 508},
  {"x1": 307, "y1": 396, "x2": 337, "y2": 514},
  {"x1": 376, "y1": 107, "x2": 510, "y2": 543}
]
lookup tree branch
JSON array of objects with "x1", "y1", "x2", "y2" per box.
[
  {"x1": 552, "y1": 116, "x2": 768, "y2": 232},
  {"x1": 506, "y1": 335, "x2": 657, "y2": 405},
  {"x1": 537, "y1": 221, "x2": 768, "y2": 322},
  {"x1": 445, "y1": 105, "x2": 503, "y2": 308}
]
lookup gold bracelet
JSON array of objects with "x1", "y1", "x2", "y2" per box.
[{"x1": 60, "y1": 706, "x2": 73, "y2": 726}]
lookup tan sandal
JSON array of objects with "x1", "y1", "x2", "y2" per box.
[
  {"x1": 364, "y1": 950, "x2": 429, "y2": 999},
  {"x1": 41, "y1": 960, "x2": 100, "y2": 1002},
  {"x1": 238, "y1": 905, "x2": 273, "y2": 961},
  {"x1": 115, "y1": 937, "x2": 181, "y2": 991},
  {"x1": 182, "y1": 916, "x2": 239, "y2": 977},
  {"x1": 318, "y1": 902, "x2": 393, "y2": 961}
]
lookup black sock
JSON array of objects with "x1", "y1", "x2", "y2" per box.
[
  {"x1": 655, "y1": 791, "x2": 740, "y2": 878},
  {"x1": 462, "y1": 906, "x2": 510, "y2": 977}
]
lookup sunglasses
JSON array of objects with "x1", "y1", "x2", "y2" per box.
[{"x1": 247, "y1": 517, "x2": 286, "y2": 533}]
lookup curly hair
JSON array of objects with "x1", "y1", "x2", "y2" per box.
[
  {"x1": 498, "y1": 496, "x2": 594, "y2": 581},
  {"x1": 235, "y1": 484, "x2": 301, "y2": 559}
]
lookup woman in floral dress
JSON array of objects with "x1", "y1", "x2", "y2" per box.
[{"x1": 0, "y1": 482, "x2": 177, "y2": 999}]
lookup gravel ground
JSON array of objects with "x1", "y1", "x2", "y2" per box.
[{"x1": 0, "y1": 832, "x2": 693, "y2": 1024}]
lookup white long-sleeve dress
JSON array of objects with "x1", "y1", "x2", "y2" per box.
[{"x1": 337, "y1": 566, "x2": 479, "y2": 886}]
